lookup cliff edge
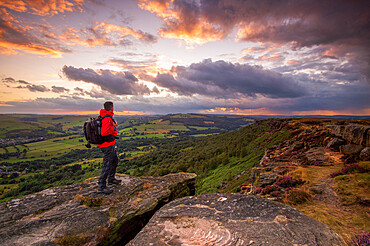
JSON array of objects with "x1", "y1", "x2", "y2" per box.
[
  {"x1": 0, "y1": 173, "x2": 196, "y2": 246},
  {"x1": 128, "y1": 193, "x2": 344, "y2": 245}
]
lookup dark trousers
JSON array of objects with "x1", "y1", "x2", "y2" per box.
[{"x1": 98, "y1": 146, "x2": 118, "y2": 189}]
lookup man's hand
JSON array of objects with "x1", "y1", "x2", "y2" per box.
[{"x1": 112, "y1": 121, "x2": 117, "y2": 127}]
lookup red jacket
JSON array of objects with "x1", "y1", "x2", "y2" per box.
[{"x1": 97, "y1": 109, "x2": 117, "y2": 149}]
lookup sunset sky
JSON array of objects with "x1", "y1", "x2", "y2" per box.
[{"x1": 0, "y1": 0, "x2": 369, "y2": 115}]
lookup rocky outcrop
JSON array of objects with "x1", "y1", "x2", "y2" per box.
[
  {"x1": 327, "y1": 138, "x2": 346, "y2": 151},
  {"x1": 360, "y1": 147, "x2": 370, "y2": 161},
  {"x1": 330, "y1": 124, "x2": 370, "y2": 147},
  {"x1": 305, "y1": 147, "x2": 340, "y2": 165},
  {"x1": 340, "y1": 144, "x2": 364, "y2": 155},
  {"x1": 0, "y1": 173, "x2": 196, "y2": 246},
  {"x1": 128, "y1": 193, "x2": 344, "y2": 246}
]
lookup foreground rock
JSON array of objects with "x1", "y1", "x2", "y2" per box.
[
  {"x1": 330, "y1": 124, "x2": 370, "y2": 147},
  {"x1": 128, "y1": 193, "x2": 344, "y2": 246},
  {"x1": 0, "y1": 173, "x2": 196, "y2": 246}
]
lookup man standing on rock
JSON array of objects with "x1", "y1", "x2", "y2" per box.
[{"x1": 97, "y1": 101, "x2": 121, "y2": 194}]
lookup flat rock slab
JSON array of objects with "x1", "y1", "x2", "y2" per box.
[
  {"x1": 128, "y1": 193, "x2": 344, "y2": 246},
  {"x1": 0, "y1": 173, "x2": 196, "y2": 246}
]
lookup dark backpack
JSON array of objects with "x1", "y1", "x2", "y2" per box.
[{"x1": 83, "y1": 115, "x2": 113, "y2": 148}]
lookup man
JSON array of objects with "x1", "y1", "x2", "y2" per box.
[{"x1": 97, "y1": 101, "x2": 121, "y2": 194}]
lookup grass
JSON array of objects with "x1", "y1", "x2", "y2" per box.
[
  {"x1": 198, "y1": 156, "x2": 257, "y2": 194},
  {"x1": 0, "y1": 115, "x2": 86, "y2": 138},
  {"x1": 296, "y1": 201, "x2": 369, "y2": 244},
  {"x1": 286, "y1": 162, "x2": 369, "y2": 244},
  {"x1": 1, "y1": 135, "x2": 85, "y2": 163},
  {"x1": 333, "y1": 162, "x2": 369, "y2": 206}
]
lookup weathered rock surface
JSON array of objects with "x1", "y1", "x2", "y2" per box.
[
  {"x1": 330, "y1": 124, "x2": 370, "y2": 146},
  {"x1": 305, "y1": 147, "x2": 340, "y2": 165},
  {"x1": 258, "y1": 172, "x2": 278, "y2": 187},
  {"x1": 340, "y1": 144, "x2": 364, "y2": 155},
  {"x1": 0, "y1": 173, "x2": 196, "y2": 246},
  {"x1": 360, "y1": 147, "x2": 370, "y2": 161},
  {"x1": 128, "y1": 193, "x2": 344, "y2": 246},
  {"x1": 327, "y1": 138, "x2": 346, "y2": 151}
]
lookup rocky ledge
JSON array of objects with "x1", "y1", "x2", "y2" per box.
[
  {"x1": 128, "y1": 193, "x2": 344, "y2": 246},
  {"x1": 0, "y1": 173, "x2": 196, "y2": 246}
]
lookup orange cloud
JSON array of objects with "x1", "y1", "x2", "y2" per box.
[
  {"x1": 93, "y1": 22, "x2": 157, "y2": 43},
  {"x1": 259, "y1": 53, "x2": 283, "y2": 62},
  {"x1": 106, "y1": 59, "x2": 157, "y2": 73},
  {"x1": 0, "y1": 8, "x2": 68, "y2": 57},
  {"x1": 49, "y1": 110, "x2": 146, "y2": 115},
  {"x1": 60, "y1": 22, "x2": 157, "y2": 47},
  {"x1": 204, "y1": 107, "x2": 370, "y2": 116},
  {"x1": 138, "y1": 0, "x2": 225, "y2": 44},
  {"x1": 291, "y1": 109, "x2": 370, "y2": 116},
  {"x1": 0, "y1": 40, "x2": 65, "y2": 57},
  {"x1": 0, "y1": 0, "x2": 85, "y2": 16},
  {"x1": 287, "y1": 59, "x2": 301, "y2": 65},
  {"x1": 204, "y1": 107, "x2": 276, "y2": 115}
]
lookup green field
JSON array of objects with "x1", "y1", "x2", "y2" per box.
[{"x1": 2, "y1": 135, "x2": 85, "y2": 163}]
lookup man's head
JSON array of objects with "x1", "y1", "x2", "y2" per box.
[{"x1": 104, "y1": 101, "x2": 114, "y2": 112}]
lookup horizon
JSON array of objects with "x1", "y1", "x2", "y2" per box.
[
  {"x1": 1, "y1": 112, "x2": 369, "y2": 119},
  {"x1": 0, "y1": 0, "x2": 369, "y2": 115}
]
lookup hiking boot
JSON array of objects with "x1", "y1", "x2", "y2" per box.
[
  {"x1": 97, "y1": 187, "x2": 113, "y2": 194},
  {"x1": 108, "y1": 179, "x2": 121, "y2": 185}
]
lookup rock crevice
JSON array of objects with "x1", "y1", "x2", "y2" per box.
[{"x1": 0, "y1": 173, "x2": 196, "y2": 246}]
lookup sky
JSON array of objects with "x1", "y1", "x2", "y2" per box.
[{"x1": 0, "y1": 0, "x2": 369, "y2": 116}]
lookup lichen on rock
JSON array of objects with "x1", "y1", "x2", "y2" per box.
[{"x1": 128, "y1": 193, "x2": 344, "y2": 246}]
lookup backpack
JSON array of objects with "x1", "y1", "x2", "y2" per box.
[{"x1": 83, "y1": 115, "x2": 113, "y2": 148}]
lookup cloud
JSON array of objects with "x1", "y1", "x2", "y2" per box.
[
  {"x1": 61, "y1": 22, "x2": 157, "y2": 47},
  {"x1": 0, "y1": 0, "x2": 85, "y2": 16},
  {"x1": 0, "y1": 8, "x2": 70, "y2": 57},
  {"x1": 105, "y1": 57, "x2": 158, "y2": 73},
  {"x1": 62, "y1": 65, "x2": 151, "y2": 95},
  {"x1": 139, "y1": 0, "x2": 369, "y2": 47},
  {"x1": 17, "y1": 84, "x2": 50, "y2": 92},
  {"x1": 138, "y1": 0, "x2": 226, "y2": 44},
  {"x1": 51, "y1": 86, "x2": 70, "y2": 93},
  {"x1": 0, "y1": 8, "x2": 156, "y2": 57},
  {"x1": 139, "y1": 0, "x2": 369, "y2": 75},
  {"x1": 152, "y1": 59, "x2": 307, "y2": 98}
]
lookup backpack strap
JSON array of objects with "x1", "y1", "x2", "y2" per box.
[{"x1": 101, "y1": 115, "x2": 113, "y2": 121}]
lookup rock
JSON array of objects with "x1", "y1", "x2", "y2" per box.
[
  {"x1": 340, "y1": 144, "x2": 364, "y2": 155},
  {"x1": 0, "y1": 173, "x2": 196, "y2": 246},
  {"x1": 327, "y1": 138, "x2": 346, "y2": 151},
  {"x1": 331, "y1": 124, "x2": 370, "y2": 147},
  {"x1": 258, "y1": 172, "x2": 278, "y2": 187},
  {"x1": 290, "y1": 141, "x2": 304, "y2": 151},
  {"x1": 331, "y1": 125, "x2": 346, "y2": 137},
  {"x1": 359, "y1": 147, "x2": 370, "y2": 161},
  {"x1": 305, "y1": 147, "x2": 339, "y2": 165},
  {"x1": 128, "y1": 193, "x2": 344, "y2": 246}
]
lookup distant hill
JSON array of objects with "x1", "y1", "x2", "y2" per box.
[
  {"x1": 251, "y1": 115, "x2": 370, "y2": 120},
  {"x1": 117, "y1": 113, "x2": 255, "y2": 139}
]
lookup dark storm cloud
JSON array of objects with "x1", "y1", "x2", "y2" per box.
[
  {"x1": 62, "y1": 65, "x2": 151, "y2": 95},
  {"x1": 153, "y1": 59, "x2": 307, "y2": 98},
  {"x1": 141, "y1": 0, "x2": 369, "y2": 77},
  {"x1": 268, "y1": 83, "x2": 370, "y2": 113},
  {"x1": 51, "y1": 86, "x2": 70, "y2": 93},
  {"x1": 145, "y1": 0, "x2": 369, "y2": 48}
]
